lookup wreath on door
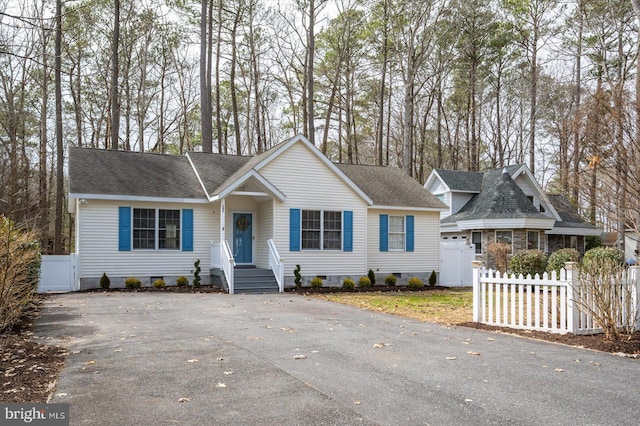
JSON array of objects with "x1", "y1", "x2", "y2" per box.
[{"x1": 235, "y1": 215, "x2": 249, "y2": 232}]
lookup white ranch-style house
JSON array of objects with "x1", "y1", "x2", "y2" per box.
[{"x1": 69, "y1": 134, "x2": 447, "y2": 293}]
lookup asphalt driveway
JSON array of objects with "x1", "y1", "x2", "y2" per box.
[{"x1": 35, "y1": 292, "x2": 639, "y2": 425}]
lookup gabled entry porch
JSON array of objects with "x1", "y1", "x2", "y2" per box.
[{"x1": 209, "y1": 188, "x2": 285, "y2": 294}]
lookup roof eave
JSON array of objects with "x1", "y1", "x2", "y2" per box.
[
  {"x1": 456, "y1": 218, "x2": 556, "y2": 230},
  {"x1": 369, "y1": 205, "x2": 448, "y2": 212},
  {"x1": 68, "y1": 193, "x2": 210, "y2": 204},
  {"x1": 545, "y1": 227, "x2": 603, "y2": 236},
  {"x1": 214, "y1": 169, "x2": 286, "y2": 202}
]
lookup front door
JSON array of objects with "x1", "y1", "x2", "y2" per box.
[{"x1": 233, "y1": 212, "x2": 253, "y2": 264}]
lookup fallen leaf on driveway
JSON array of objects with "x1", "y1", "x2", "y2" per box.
[
  {"x1": 187, "y1": 359, "x2": 198, "y2": 363},
  {"x1": 446, "y1": 357, "x2": 457, "y2": 360},
  {"x1": 293, "y1": 354, "x2": 307, "y2": 360},
  {"x1": 223, "y1": 371, "x2": 234, "y2": 375},
  {"x1": 467, "y1": 351, "x2": 481, "y2": 356},
  {"x1": 84, "y1": 361, "x2": 95, "y2": 365},
  {"x1": 280, "y1": 327, "x2": 294, "y2": 333},
  {"x1": 178, "y1": 397, "x2": 190, "y2": 402},
  {"x1": 554, "y1": 368, "x2": 564, "y2": 373},
  {"x1": 354, "y1": 401, "x2": 361, "y2": 405},
  {"x1": 373, "y1": 343, "x2": 390, "y2": 348},
  {"x1": 216, "y1": 383, "x2": 226, "y2": 388}
]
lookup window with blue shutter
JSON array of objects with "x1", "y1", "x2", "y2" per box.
[
  {"x1": 343, "y1": 211, "x2": 353, "y2": 252},
  {"x1": 290, "y1": 208, "x2": 301, "y2": 251},
  {"x1": 182, "y1": 209, "x2": 193, "y2": 251},
  {"x1": 379, "y1": 214, "x2": 388, "y2": 252},
  {"x1": 118, "y1": 207, "x2": 131, "y2": 251},
  {"x1": 406, "y1": 215, "x2": 414, "y2": 252}
]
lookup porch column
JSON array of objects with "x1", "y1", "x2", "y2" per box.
[{"x1": 220, "y1": 198, "x2": 226, "y2": 243}]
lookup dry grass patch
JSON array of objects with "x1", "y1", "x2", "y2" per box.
[{"x1": 314, "y1": 288, "x2": 473, "y2": 324}]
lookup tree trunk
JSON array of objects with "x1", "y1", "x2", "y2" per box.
[
  {"x1": 230, "y1": 8, "x2": 242, "y2": 155},
  {"x1": 200, "y1": 0, "x2": 213, "y2": 152},
  {"x1": 307, "y1": 0, "x2": 316, "y2": 146},
  {"x1": 110, "y1": 0, "x2": 120, "y2": 150},
  {"x1": 376, "y1": 0, "x2": 389, "y2": 166},
  {"x1": 54, "y1": 0, "x2": 64, "y2": 254},
  {"x1": 215, "y1": 0, "x2": 223, "y2": 153},
  {"x1": 528, "y1": 26, "x2": 538, "y2": 174}
]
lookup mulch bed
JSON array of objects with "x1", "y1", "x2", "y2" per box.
[
  {"x1": 1, "y1": 298, "x2": 67, "y2": 403},
  {"x1": 286, "y1": 285, "x2": 450, "y2": 293},
  {"x1": 459, "y1": 322, "x2": 640, "y2": 357},
  {"x1": 81, "y1": 285, "x2": 224, "y2": 293}
]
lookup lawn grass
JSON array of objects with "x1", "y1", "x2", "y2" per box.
[{"x1": 313, "y1": 288, "x2": 473, "y2": 324}]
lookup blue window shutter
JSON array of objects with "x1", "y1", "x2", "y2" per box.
[
  {"x1": 290, "y1": 209, "x2": 301, "y2": 251},
  {"x1": 182, "y1": 209, "x2": 194, "y2": 252},
  {"x1": 118, "y1": 207, "x2": 131, "y2": 251},
  {"x1": 406, "y1": 215, "x2": 414, "y2": 252},
  {"x1": 343, "y1": 211, "x2": 353, "y2": 252},
  {"x1": 379, "y1": 214, "x2": 388, "y2": 252}
]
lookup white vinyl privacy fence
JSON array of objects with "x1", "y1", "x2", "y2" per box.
[
  {"x1": 472, "y1": 261, "x2": 640, "y2": 335},
  {"x1": 38, "y1": 254, "x2": 79, "y2": 293}
]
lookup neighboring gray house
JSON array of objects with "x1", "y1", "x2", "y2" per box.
[
  {"x1": 425, "y1": 164, "x2": 601, "y2": 268},
  {"x1": 69, "y1": 134, "x2": 447, "y2": 292}
]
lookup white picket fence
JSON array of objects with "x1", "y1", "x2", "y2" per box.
[{"x1": 472, "y1": 261, "x2": 640, "y2": 335}]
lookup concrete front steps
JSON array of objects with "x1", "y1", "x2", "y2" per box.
[{"x1": 233, "y1": 266, "x2": 280, "y2": 294}]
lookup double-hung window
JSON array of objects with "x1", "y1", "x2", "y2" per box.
[
  {"x1": 301, "y1": 210, "x2": 342, "y2": 250},
  {"x1": 389, "y1": 216, "x2": 405, "y2": 250},
  {"x1": 133, "y1": 208, "x2": 181, "y2": 250},
  {"x1": 472, "y1": 231, "x2": 482, "y2": 254},
  {"x1": 526, "y1": 230, "x2": 539, "y2": 250}
]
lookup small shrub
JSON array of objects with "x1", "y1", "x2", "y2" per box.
[
  {"x1": 367, "y1": 269, "x2": 376, "y2": 285},
  {"x1": 342, "y1": 278, "x2": 355, "y2": 290},
  {"x1": 0, "y1": 217, "x2": 41, "y2": 332},
  {"x1": 407, "y1": 277, "x2": 423, "y2": 289},
  {"x1": 176, "y1": 276, "x2": 189, "y2": 287},
  {"x1": 100, "y1": 273, "x2": 111, "y2": 289},
  {"x1": 310, "y1": 277, "x2": 323, "y2": 288},
  {"x1": 487, "y1": 242, "x2": 511, "y2": 272},
  {"x1": 582, "y1": 246, "x2": 624, "y2": 270},
  {"x1": 294, "y1": 264, "x2": 302, "y2": 289},
  {"x1": 358, "y1": 276, "x2": 372, "y2": 288},
  {"x1": 547, "y1": 248, "x2": 580, "y2": 275},
  {"x1": 125, "y1": 277, "x2": 141, "y2": 289},
  {"x1": 192, "y1": 259, "x2": 201, "y2": 288},
  {"x1": 579, "y1": 252, "x2": 637, "y2": 340},
  {"x1": 153, "y1": 279, "x2": 166, "y2": 289},
  {"x1": 428, "y1": 270, "x2": 437, "y2": 287},
  {"x1": 509, "y1": 249, "x2": 547, "y2": 277},
  {"x1": 385, "y1": 274, "x2": 397, "y2": 286}
]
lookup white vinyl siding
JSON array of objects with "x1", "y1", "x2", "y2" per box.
[
  {"x1": 368, "y1": 209, "x2": 441, "y2": 274},
  {"x1": 256, "y1": 199, "x2": 273, "y2": 269},
  {"x1": 261, "y1": 142, "x2": 367, "y2": 277},
  {"x1": 77, "y1": 200, "x2": 216, "y2": 279}
]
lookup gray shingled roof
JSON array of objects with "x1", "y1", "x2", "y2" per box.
[
  {"x1": 546, "y1": 194, "x2": 599, "y2": 229},
  {"x1": 442, "y1": 168, "x2": 548, "y2": 223},
  {"x1": 336, "y1": 164, "x2": 448, "y2": 209},
  {"x1": 187, "y1": 152, "x2": 252, "y2": 196},
  {"x1": 433, "y1": 169, "x2": 484, "y2": 191},
  {"x1": 69, "y1": 148, "x2": 206, "y2": 199},
  {"x1": 434, "y1": 164, "x2": 522, "y2": 192},
  {"x1": 70, "y1": 144, "x2": 448, "y2": 210}
]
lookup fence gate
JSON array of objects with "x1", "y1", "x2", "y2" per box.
[
  {"x1": 38, "y1": 254, "x2": 78, "y2": 293},
  {"x1": 440, "y1": 241, "x2": 475, "y2": 287}
]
